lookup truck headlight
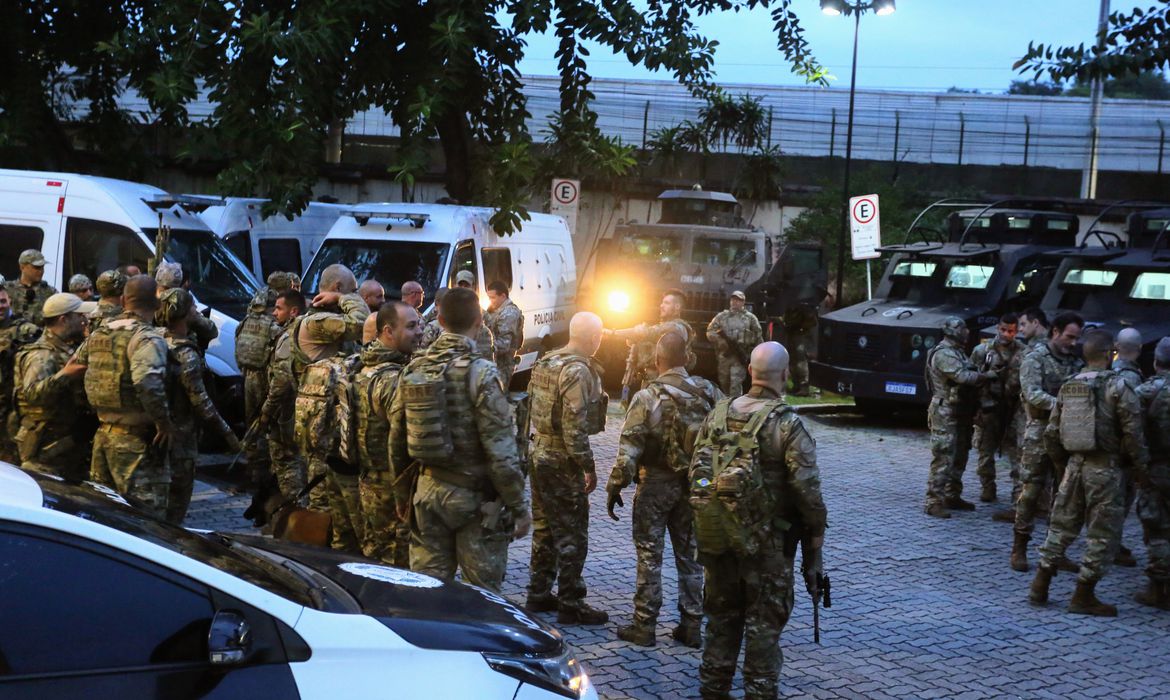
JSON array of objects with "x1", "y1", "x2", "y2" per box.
[
  {"x1": 483, "y1": 648, "x2": 589, "y2": 699},
  {"x1": 607, "y1": 290, "x2": 631, "y2": 313}
]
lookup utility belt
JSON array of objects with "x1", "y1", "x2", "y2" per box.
[
  {"x1": 98, "y1": 421, "x2": 155, "y2": 436},
  {"x1": 96, "y1": 412, "x2": 155, "y2": 430},
  {"x1": 422, "y1": 465, "x2": 498, "y2": 499},
  {"x1": 638, "y1": 463, "x2": 685, "y2": 484}
]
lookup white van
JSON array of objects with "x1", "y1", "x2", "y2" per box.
[
  {"x1": 0, "y1": 169, "x2": 261, "y2": 413},
  {"x1": 303, "y1": 204, "x2": 576, "y2": 374},
  {"x1": 194, "y1": 197, "x2": 346, "y2": 280}
]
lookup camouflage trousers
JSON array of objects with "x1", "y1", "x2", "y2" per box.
[
  {"x1": 527, "y1": 441, "x2": 591, "y2": 606},
  {"x1": 1137, "y1": 463, "x2": 1170, "y2": 582},
  {"x1": 716, "y1": 356, "x2": 748, "y2": 399},
  {"x1": 411, "y1": 472, "x2": 513, "y2": 592},
  {"x1": 974, "y1": 405, "x2": 1020, "y2": 492},
  {"x1": 359, "y1": 470, "x2": 410, "y2": 567},
  {"x1": 1014, "y1": 414, "x2": 1062, "y2": 537},
  {"x1": 306, "y1": 455, "x2": 330, "y2": 511},
  {"x1": 167, "y1": 457, "x2": 196, "y2": 525},
  {"x1": 1038, "y1": 454, "x2": 1125, "y2": 583},
  {"x1": 18, "y1": 428, "x2": 89, "y2": 481},
  {"x1": 326, "y1": 468, "x2": 364, "y2": 554},
  {"x1": 787, "y1": 328, "x2": 812, "y2": 392},
  {"x1": 267, "y1": 419, "x2": 306, "y2": 503},
  {"x1": 699, "y1": 542, "x2": 795, "y2": 700},
  {"x1": 242, "y1": 369, "x2": 270, "y2": 488},
  {"x1": 497, "y1": 357, "x2": 516, "y2": 389},
  {"x1": 924, "y1": 400, "x2": 973, "y2": 508},
  {"x1": 90, "y1": 424, "x2": 171, "y2": 520},
  {"x1": 630, "y1": 470, "x2": 703, "y2": 625}
]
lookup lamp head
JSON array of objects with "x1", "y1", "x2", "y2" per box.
[
  {"x1": 820, "y1": 0, "x2": 845, "y2": 15},
  {"x1": 874, "y1": 0, "x2": 896, "y2": 15}
]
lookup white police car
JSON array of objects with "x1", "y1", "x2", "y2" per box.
[{"x1": 0, "y1": 464, "x2": 596, "y2": 700}]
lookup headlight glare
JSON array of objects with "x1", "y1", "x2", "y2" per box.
[
  {"x1": 607, "y1": 290, "x2": 631, "y2": 313},
  {"x1": 483, "y1": 648, "x2": 588, "y2": 699}
]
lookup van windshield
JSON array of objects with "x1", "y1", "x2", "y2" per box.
[
  {"x1": 304, "y1": 239, "x2": 450, "y2": 302},
  {"x1": 144, "y1": 227, "x2": 260, "y2": 320}
]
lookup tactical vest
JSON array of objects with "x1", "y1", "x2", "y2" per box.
[
  {"x1": 1059, "y1": 371, "x2": 1119, "y2": 454},
  {"x1": 529, "y1": 352, "x2": 606, "y2": 437},
  {"x1": 14, "y1": 340, "x2": 69, "y2": 422},
  {"x1": 294, "y1": 354, "x2": 362, "y2": 465},
  {"x1": 650, "y1": 374, "x2": 717, "y2": 473},
  {"x1": 399, "y1": 353, "x2": 487, "y2": 473},
  {"x1": 83, "y1": 320, "x2": 151, "y2": 416},
  {"x1": 690, "y1": 398, "x2": 792, "y2": 557},
  {"x1": 353, "y1": 362, "x2": 403, "y2": 471},
  {"x1": 235, "y1": 312, "x2": 277, "y2": 370}
]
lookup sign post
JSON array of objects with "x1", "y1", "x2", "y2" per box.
[
  {"x1": 849, "y1": 194, "x2": 882, "y2": 300},
  {"x1": 550, "y1": 178, "x2": 581, "y2": 236}
]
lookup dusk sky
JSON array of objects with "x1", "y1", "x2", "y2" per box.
[{"x1": 517, "y1": 1, "x2": 1133, "y2": 93}]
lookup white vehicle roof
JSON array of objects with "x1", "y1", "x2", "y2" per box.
[
  {"x1": 326, "y1": 202, "x2": 571, "y2": 245},
  {"x1": 197, "y1": 197, "x2": 348, "y2": 238},
  {"x1": 0, "y1": 462, "x2": 42, "y2": 509}
]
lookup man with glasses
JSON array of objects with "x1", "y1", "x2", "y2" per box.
[{"x1": 4, "y1": 249, "x2": 58, "y2": 327}]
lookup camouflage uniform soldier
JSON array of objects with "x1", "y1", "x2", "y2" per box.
[
  {"x1": 782, "y1": 302, "x2": 820, "y2": 396},
  {"x1": 525, "y1": 312, "x2": 609, "y2": 624},
  {"x1": 970, "y1": 313, "x2": 1026, "y2": 503},
  {"x1": 1029, "y1": 329, "x2": 1149, "y2": 617},
  {"x1": 484, "y1": 280, "x2": 524, "y2": 386},
  {"x1": 1012, "y1": 312, "x2": 1085, "y2": 571},
  {"x1": 155, "y1": 262, "x2": 219, "y2": 351},
  {"x1": 14, "y1": 294, "x2": 92, "y2": 478},
  {"x1": 235, "y1": 278, "x2": 286, "y2": 490},
  {"x1": 1134, "y1": 337, "x2": 1170, "y2": 609},
  {"x1": 705, "y1": 290, "x2": 763, "y2": 398},
  {"x1": 0, "y1": 286, "x2": 41, "y2": 463},
  {"x1": 158, "y1": 288, "x2": 241, "y2": 524},
  {"x1": 4, "y1": 249, "x2": 58, "y2": 326},
  {"x1": 257, "y1": 290, "x2": 308, "y2": 502},
  {"x1": 608, "y1": 289, "x2": 696, "y2": 385},
  {"x1": 420, "y1": 287, "x2": 495, "y2": 357},
  {"x1": 68, "y1": 274, "x2": 95, "y2": 301},
  {"x1": 924, "y1": 317, "x2": 991, "y2": 518},
  {"x1": 689, "y1": 341, "x2": 827, "y2": 700},
  {"x1": 607, "y1": 332, "x2": 723, "y2": 647},
  {"x1": 388, "y1": 287, "x2": 532, "y2": 592},
  {"x1": 77, "y1": 275, "x2": 174, "y2": 519},
  {"x1": 89, "y1": 270, "x2": 128, "y2": 333},
  {"x1": 355, "y1": 302, "x2": 420, "y2": 566},
  {"x1": 1112, "y1": 327, "x2": 1144, "y2": 568},
  {"x1": 290, "y1": 265, "x2": 370, "y2": 549}
]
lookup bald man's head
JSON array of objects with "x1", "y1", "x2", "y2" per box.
[
  {"x1": 401, "y1": 281, "x2": 424, "y2": 310},
  {"x1": 123, "y1": 274, "x2": 160, "y2": 314},
  {"x1": 655, "y1": 332, "x2": 688, "y2": 372},
  {"x1": 1117, "y1": 327, "x2": 1142, "y2": 359},
  {"x1": 319, "y1": 264, "x2": 358, "y2": 294},
  {"x1": 749, "y1": 341, "x2": 790, "y2": 392},
  {"x1": 568, "y1": 311, "x2": 604, "y2": 356},
  {"x1": 359, "y1": 279, "x2": 385, "y2": 312}
]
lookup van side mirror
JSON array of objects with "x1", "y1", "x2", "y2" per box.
[{"x1": 208, "y1": 609, "x2": 253, "y2": 666}]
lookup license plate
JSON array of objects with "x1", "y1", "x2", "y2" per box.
[{"x1": 885, "y1": 382, "x2": 917, "y2": 396}]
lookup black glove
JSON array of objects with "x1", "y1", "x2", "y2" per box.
[
  {"x1": 802, "y1": 545, "x2": 823, "y2": 598},
  {"x1": 606, "y1": 483, "x2": 625, "y2": 521}
]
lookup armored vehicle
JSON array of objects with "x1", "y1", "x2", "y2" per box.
[
  {"x1": 811, "y1": 200, "x2": 1084, "y2": 412},
  {"x1": 588, "y1": 188, "x2": 825, "y2": 378}
]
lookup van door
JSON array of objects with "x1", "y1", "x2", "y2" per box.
[
  {"x1": 449, "y1": 239, "x2": 480, "y2": 289},
  {"x1": 0, "y1": 175, "x2": 68, "y2": 285},
  {"x1": 62, "y1": 218, "x2": 152, "y2": 287}
]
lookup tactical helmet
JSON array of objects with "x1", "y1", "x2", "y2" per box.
[
  {"x1": 156, "y1": 287, "x2": 194, "y2": 326},
  {"x1": 96, "y1": 270, "x2": 128, "y2": 298},
  {"x1": 267, "y1": 271, "x2": 295, "y2": 293},
  {"x1": 68, "y1": 274, "x2": 94, "y2": 294},
  {"x1": 155, "y1": 261, "x2": 184, "y2": 289},
  {"x1": 941, "y1": 316, "x2": 967, "y2": 340}
]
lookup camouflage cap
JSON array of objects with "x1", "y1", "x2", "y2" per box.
[
  {"x1": 155, "y1": 261, "x2": 184, "y2": 288},
  {"x1": 68, "y1": 274, "x2": 93, "y2": 293},
  {"x1": 156, "y1": 287, "x2": 194, "y2": 325},
  {"x1": 730, "y1": 290, "x2": 746, "y2": 300},
  {"x1": 1156, "y1": 336, "x2": 1170, "y2": 365},
  {"x1": 96, "y1": 269, "x2": 128, "y2": 297},
  {"x1": 18, "y1": 249, "x2": 48, "y2": 266},
  {"x1": 455, "y1": 270, "x2": 475, "y2": 287},
  {"x1": 940, "y1": 316, "x2": 967, "y2": 340}
]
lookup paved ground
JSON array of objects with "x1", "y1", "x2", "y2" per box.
[{"x1": 188, "y1": 408, "x2": 1170, "y2": 699}]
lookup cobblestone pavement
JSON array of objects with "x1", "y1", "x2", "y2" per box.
[{"x1": 188, "y1": 409, "x2": 1170, "y2": 699}]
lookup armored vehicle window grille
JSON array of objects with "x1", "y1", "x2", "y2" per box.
[
  {"x1": 843, "y1": 332, "x2": 883, "y2": 370},
  {"x1": 682, "y1": 290, "x2": 726, "y2": 315},
  {"x1": 945, "y1": 265, "x2": 995, "y2": 290},
  {"x1": 691, "y1": 237, "x2": 756, "y2": 267},
  {"x1": 892, "y1": 261, "x2": 936, "y2": 277},
  {"x1": 1062, "y1": 268, "x2": 1118, "y2": 287},
  {"x1": 619, "y1": 235, "x2": 682, "y2": 264},
  {"x1": 1131, "y1": 272, "x2": 1170, "y2": 301}
]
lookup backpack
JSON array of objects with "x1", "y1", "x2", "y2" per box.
[
  {"x1": 294, "y1": 354, "x2": 362, "y2": 466},
  {"x1": 1059, "y1": 372, "x2": 1117, "y2": 454},
  {"x1": 235, "y1": 312, "x2": 277, "y2": 370},
  {"x1": 651, "y1": 374, "x2": 717, "y2": 473},
  {"x1": 690, "y1": 398, "x2": 791, "y2": 557},
  {"x1": 398, "y1": 354, "x2": 476, "y2": 468}
]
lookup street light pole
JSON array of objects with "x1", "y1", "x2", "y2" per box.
[{"x1": 835, "y1": 5, "x2": 862, "y2": 308}]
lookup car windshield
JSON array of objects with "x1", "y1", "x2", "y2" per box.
[
  {"x1": 1130, "y1": 271, "x2": 1170, "y2": 301},
  {"x1": 38, "y1": 478, "x2": 317, "y2": 607},
  {"x1": 618, "y1": 234, "x2": 683, "y2": 264},
  {"x1": 945, "y1": 264, "x2": 995, "y2": 290},
  {"x1": 691, "y1": 237, "x2": 757, "y2": 266},
  {"x1": 144, "y1": 227, "x2": 260, "y2": 320},
  {"x1": 891, "y1": 261, "x2": 937, "y2": 277},
  {"x1": 304, "y1": 239, "x2": 450, "y2": 302},
  {"x1": 1062, "y1": 268, "x2": 1119, "y2": 287}
]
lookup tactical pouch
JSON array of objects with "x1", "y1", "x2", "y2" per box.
[
  {"x1": 1060, "y1": 379, "x2": 1098, "y2": 453},
  {"x1": 401, "y1": 361, "x2": 457, "y2": 467}
]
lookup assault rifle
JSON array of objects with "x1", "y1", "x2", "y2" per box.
[
  {"x1": 717, "y1": 329, "x2": 750, "y2": 366},
  {"x1": 812, "y1": 572, "x2": 832, "y2": 644}
]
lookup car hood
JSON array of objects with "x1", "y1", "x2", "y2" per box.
[
  {"x1": 823, "y1": 298, "x2": 991, "y2": 330},
  {"x1": 234, "y1": 535, "x2": 562, "y2": 655}
]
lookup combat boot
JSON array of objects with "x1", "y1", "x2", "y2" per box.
[
  {"x1": 557, "y1": 601, "x2": 609, "y2": 625},
  {"x1": 1028, "y1": 565, "x2": 1056, "y2": 606},
  {"x1": 616, "y1": 622, "x2": 656, "y2": 647},
  {"x1": 1010, "y1": 533, "x2": 1030, "y2": 572},
  {"x1": 1133, "y1": 578, "x2": 1170, "y2": 610},
  {"x1": 1115, "y1": 545, "x2": 1137, "y2": 567},
  {"x1": 524, "y1": 592, "x2": 559, "y2": 613},
  {"x1": 671, "y1": 616, "x2": 702, "y2": 649},
  {"x1": 945, "y1": 496, "x2": 976, "y2": 511},
  {"x1": 924, "y1": 503, "x2": 951, "y2": 519},
  {"x1": 980, "y1": 483, "x2": 996, "y2": 503},
  {"x1": 1068, "y1": 580, "x2": 1117, "y2": 617}
]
